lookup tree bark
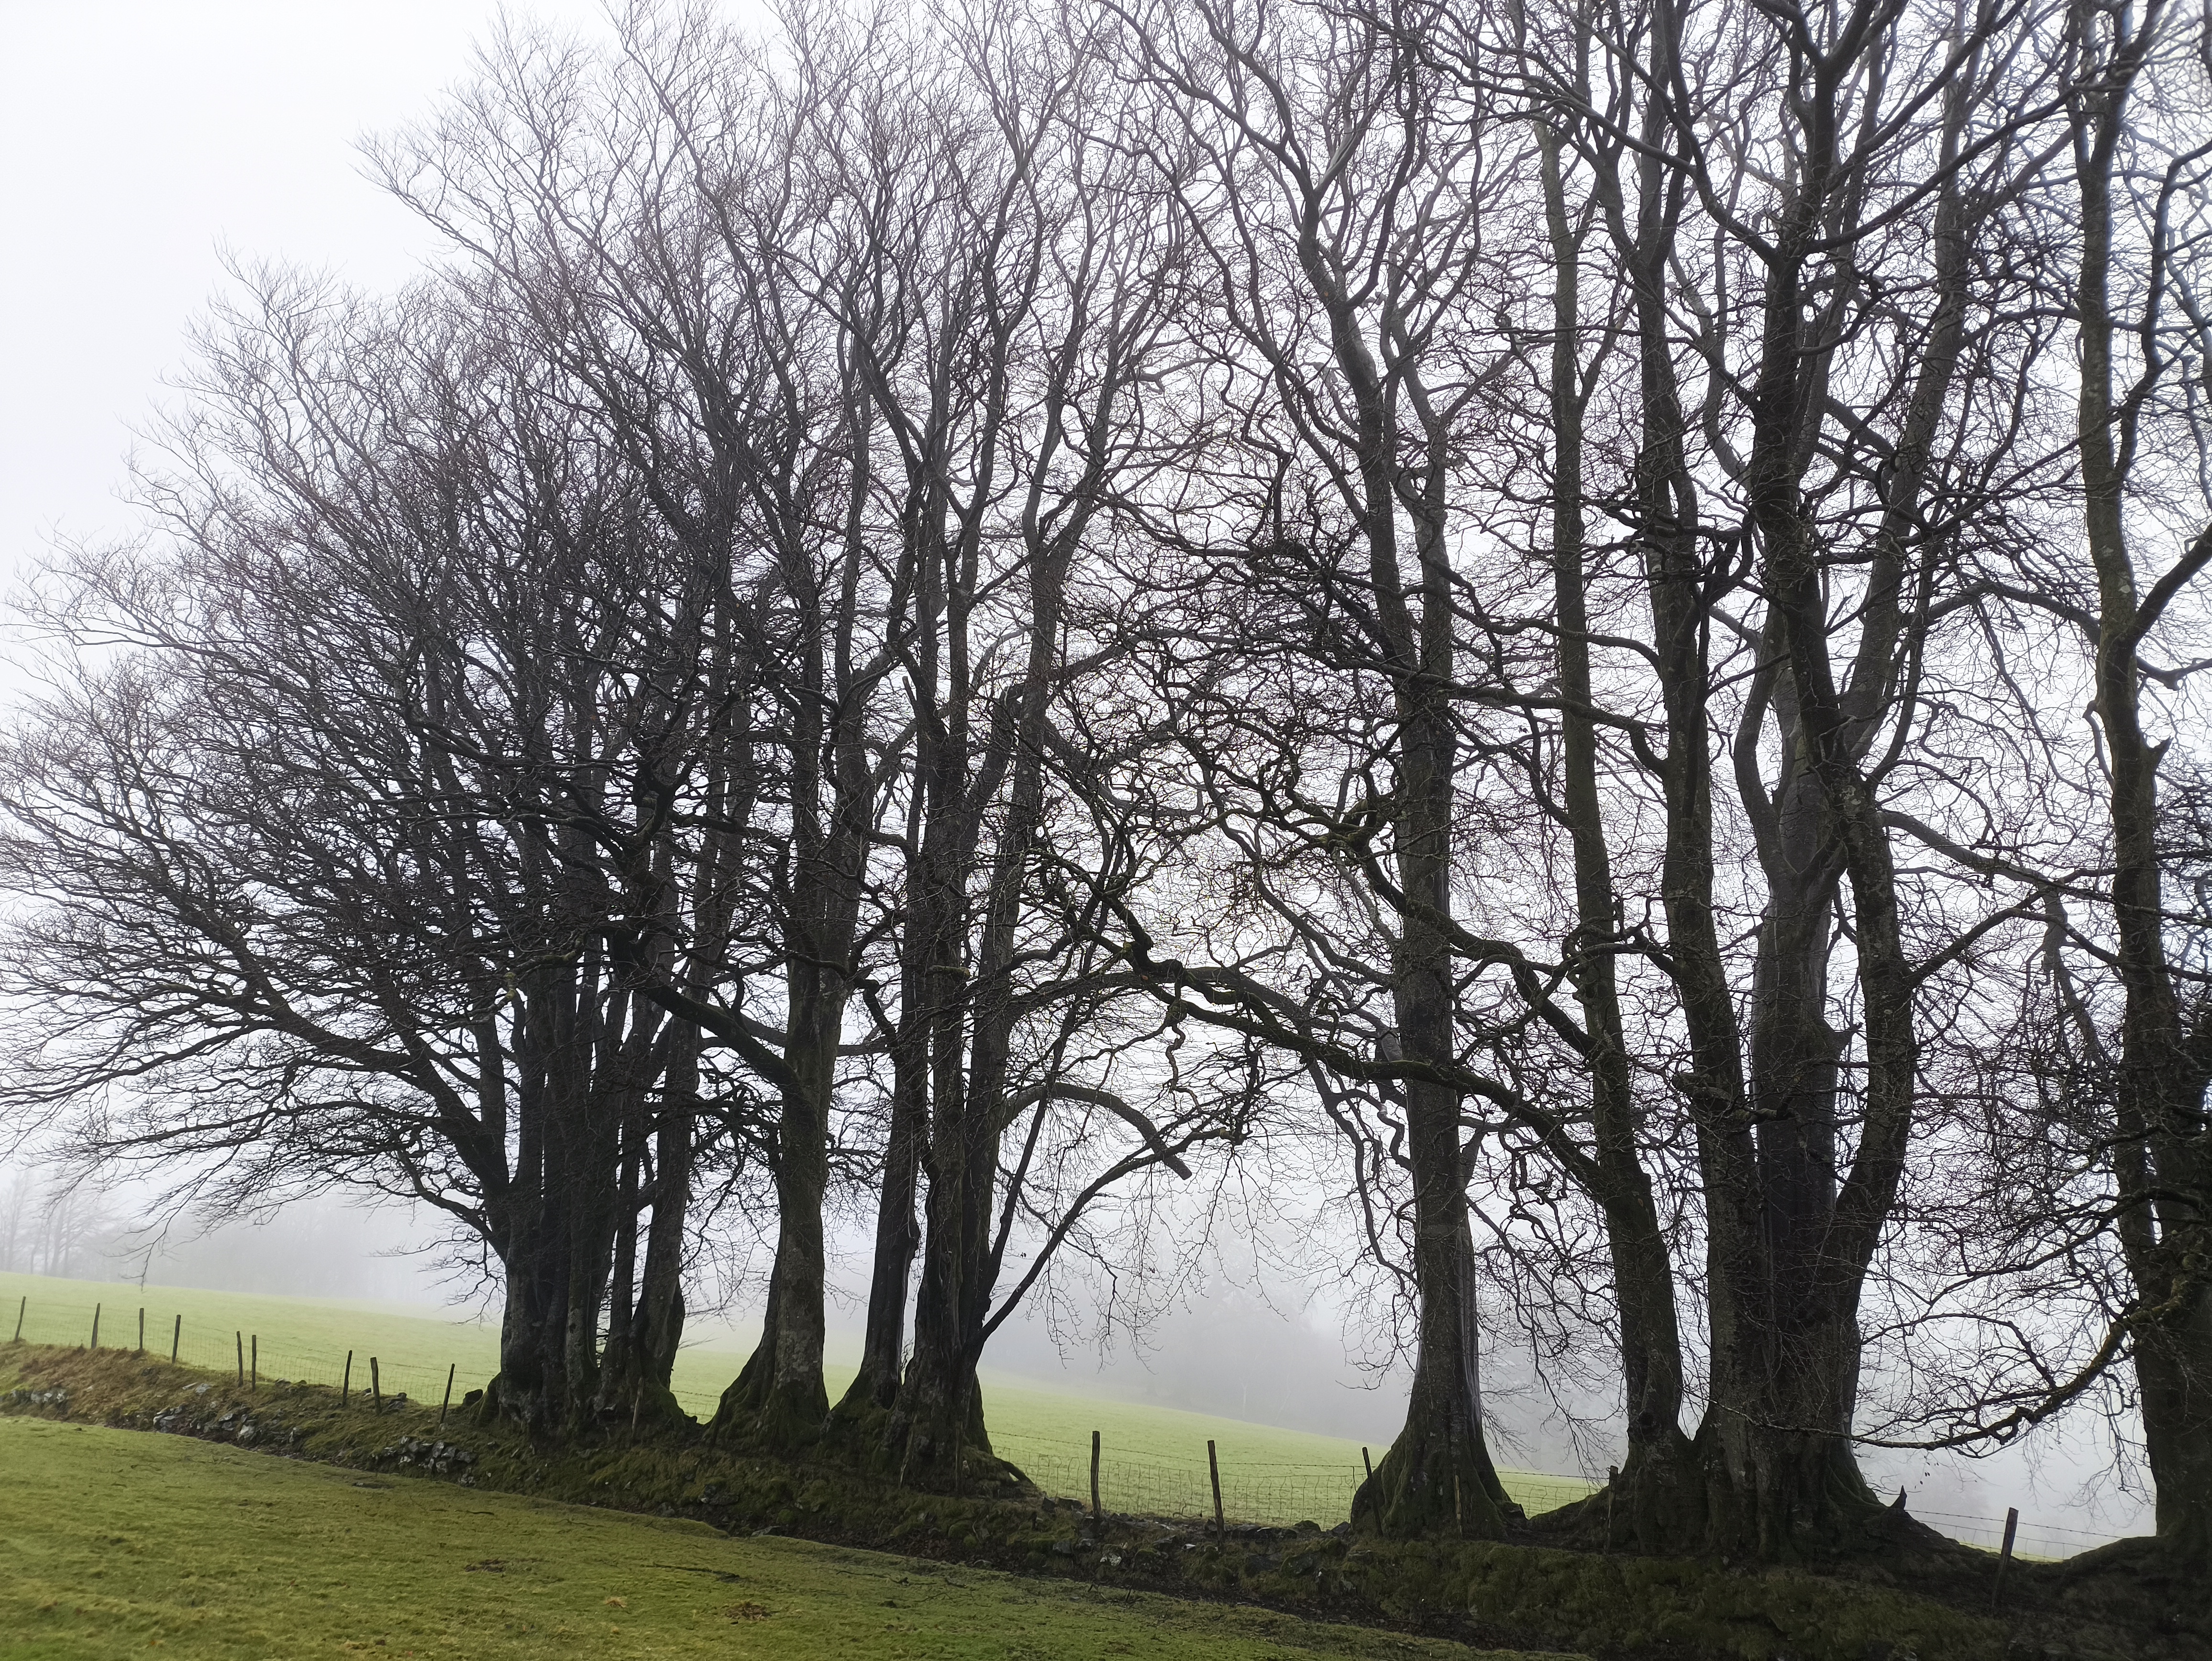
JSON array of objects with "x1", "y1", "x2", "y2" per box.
[
  {"x1": 835, "y1": 991, "x2": 925, "y2": 1421},
  {"x1": 709, "y1": 974, "x2": 839, "y2": 1448},
  {"x1": 597, "y1": 1022, "x2": 698, "y2": 1429}
]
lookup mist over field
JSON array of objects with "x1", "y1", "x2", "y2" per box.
[{"x1": 2, "y1": 1158, "x2": 2146, "y2": 1548}]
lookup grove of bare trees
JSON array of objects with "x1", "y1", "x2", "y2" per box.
[{"x1": 3, "y1": 0, "x2": 2209, "y2": 1572}]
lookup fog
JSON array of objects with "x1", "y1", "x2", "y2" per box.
[
  {"x1": 0, "y1": 1157, "x2": 2150, "y2": 1548},
  {"x1": 0, "y1": 0, "x2": 683, "y2": 583}
]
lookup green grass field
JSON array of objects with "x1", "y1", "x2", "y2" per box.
[
  {"x1": 0, "y1": 1416, "x2": 1571, "y2": 1660},
  {"x1": 0, "y1": 1270, "x2": 1594, "y2": 1527},
  {"x1": 1, "y1": 1344, "x2": 2105, "y2": 1661}
]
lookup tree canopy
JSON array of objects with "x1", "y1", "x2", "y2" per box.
[{"x1": 3, "y1": 0, "x2": 2210, "y2": 1570}]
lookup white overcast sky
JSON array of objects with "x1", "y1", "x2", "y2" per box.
[{"x1": 0, "y1": 1, "x2": 691, "y2": 578}]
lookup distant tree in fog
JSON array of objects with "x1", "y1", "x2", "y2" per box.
[{"x1": 0, "y1": 1166, "x2": 125, "y2": 1281}]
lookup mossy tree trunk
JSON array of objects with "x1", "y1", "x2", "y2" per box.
[
  {"x1": 1355, "y1": 1218, "x2": 1517, "y2": 1538},
  {"x1": 709, "y1": 972, "x2": 841, "y2": 1450}
]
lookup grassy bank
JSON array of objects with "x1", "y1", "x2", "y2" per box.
[
  {"x1": 0, "y1": 1415, "x2": 1564, "y2": 1660},
  {"x1": 11, "y1": 1342, "x2": 2190, "y2": 1659}
]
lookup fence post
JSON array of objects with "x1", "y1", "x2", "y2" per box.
[
  {"x1": 439, "y1": 1363, "x2": 455, "y2": 1429},
  {"x1": 236, "y1": 1331, "x2": 244, "y2": 1386},
  {"x1": 89, "y1": 1303, "x2": 100, "y2": 1350},
  {"x1": 251, "y1": 1334, "x2": 258, "y2": 1392},
  {"x1": 1090, "y1": 1430, "x2": 1102, "y2": 1528},
  {"x1": 170, "y1": 1314, "x2": 181, "y2": 1363},
  {"x1": 1207, "y1": 1440, "x2": 1225, "y2": 1539},
  {"x1": 138, "y1": 1308, "x2": 145, "y2": 1355},
  {"x1": 1992, "y1": 1507, "x2": 2021, "y2": 1607},
  {"x1": 11, "y1": 1296, "x2": 22, "y2": 1343},
  {"x1": 342, "y1": 1350, "x2": 353, "y2": 1406},
  {"x1": 370, "y1": 1356, "x2": 381, "y2": 1411}
]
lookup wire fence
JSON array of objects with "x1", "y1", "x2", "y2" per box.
[
  {"x1": 992, "y1": 1430, "x2": 1593, "y2": 1528},
  {"x1": 5, "y1": 1289, "x2": 464, "y2": 1413},
  {"x1": 1909, "y1": 1508, "x2": 2120, "y2": 1562},
  {"x1": 669, "y1": 1380, "x2": 725, "y2": 1418},
  {"x1": 4, "y1": 1286, "x2": 2127, "y2": 1558}
]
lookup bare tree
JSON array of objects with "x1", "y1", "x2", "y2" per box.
[
  {"x1": 1097, "y1": 0, "x2": 1548, "y2": 1538},
  {"x1": 0, "y1": 270, "x2": 743, "y2": 1437},
  {"x1": 2024, "y1": 0, "x2": 2212, "y2": 1562}
]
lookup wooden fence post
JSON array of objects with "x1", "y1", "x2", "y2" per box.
[
  {"x1": 89, "y1": 1303, "x2": 100, "y2": 1350},
  {"x1": 1992, "y1": 1507, "x2": 2021, "y2": 1607},
  {"x1": 170, "y1": 1314, "x2": 181, "y2": 1363},
  {"x1": 250, "y1": 1334, "x2": 258, "y2": 1392},
  {"x1": 138, "y1": 1308, "x2": 145, "y2": 1355},
  {"x1": 438, "y1": 1363, "x2": 455, "y2": 1429},
  {"x1": 11, "y1": 1296, "x2": 22, "y2": 1343},
  {"x1": 370, "y1": 1356, "x2": 381, "y2": 1411},
  {"x1": 1207, "y1": 1440, "x2": 1225, "y2": 1539},
  {"x1": 342, "y1": 1350, "x2": 353, "y2": 1405},
  {"x1": 1090, "y1": 1430, "x2": 1102, "y2": 1528},
  {"x1": 235, "y1": 1331, "x2": 244, "y2": 1385}
]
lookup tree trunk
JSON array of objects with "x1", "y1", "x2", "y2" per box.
[
  {"x1": 887, "y1": 761, "x2": 1009, "y2": 1489},
  {"x1": 633, "y1": 1090, "x2": 696, "y2": 1394},
  {"x1": 710, "y1": 532, "x2": 870, "y2": 1449},
  {"x1": 712, "y1": 1057, "x2": 831, "y2": 1451},
  {"x1": 1347, "y1": 329, "x2": 1514, "y2": 1539},
  {"x1": 1595, "y1": 1, "x2": 1789, "y2": 1550},
  {"x1": 2074, "y1": 58, "x2": 2212, "y2": 1564},
  {"x1": 486, "y1": 1229, "x2": 570, "y2": 1435},
  {"x1": 1357, "y1": 1213, "x2": 1518, "y2": 1536},
  {"x1": 835, "y1": 982, "x2": 926, "y2": 1424},
  {"x1": 483, "y1": 978, "x2": 593, "y2": 1437},
  {"x1": 596, "y1": 1026, "x2": 697, "y2": 1430},
  {"x1": 889, "y1": 1108, "x2": 997, "y2": 1490},
  {"x1": 1537, "y1": 120, "x2": 1703, "y2": 1546}
]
